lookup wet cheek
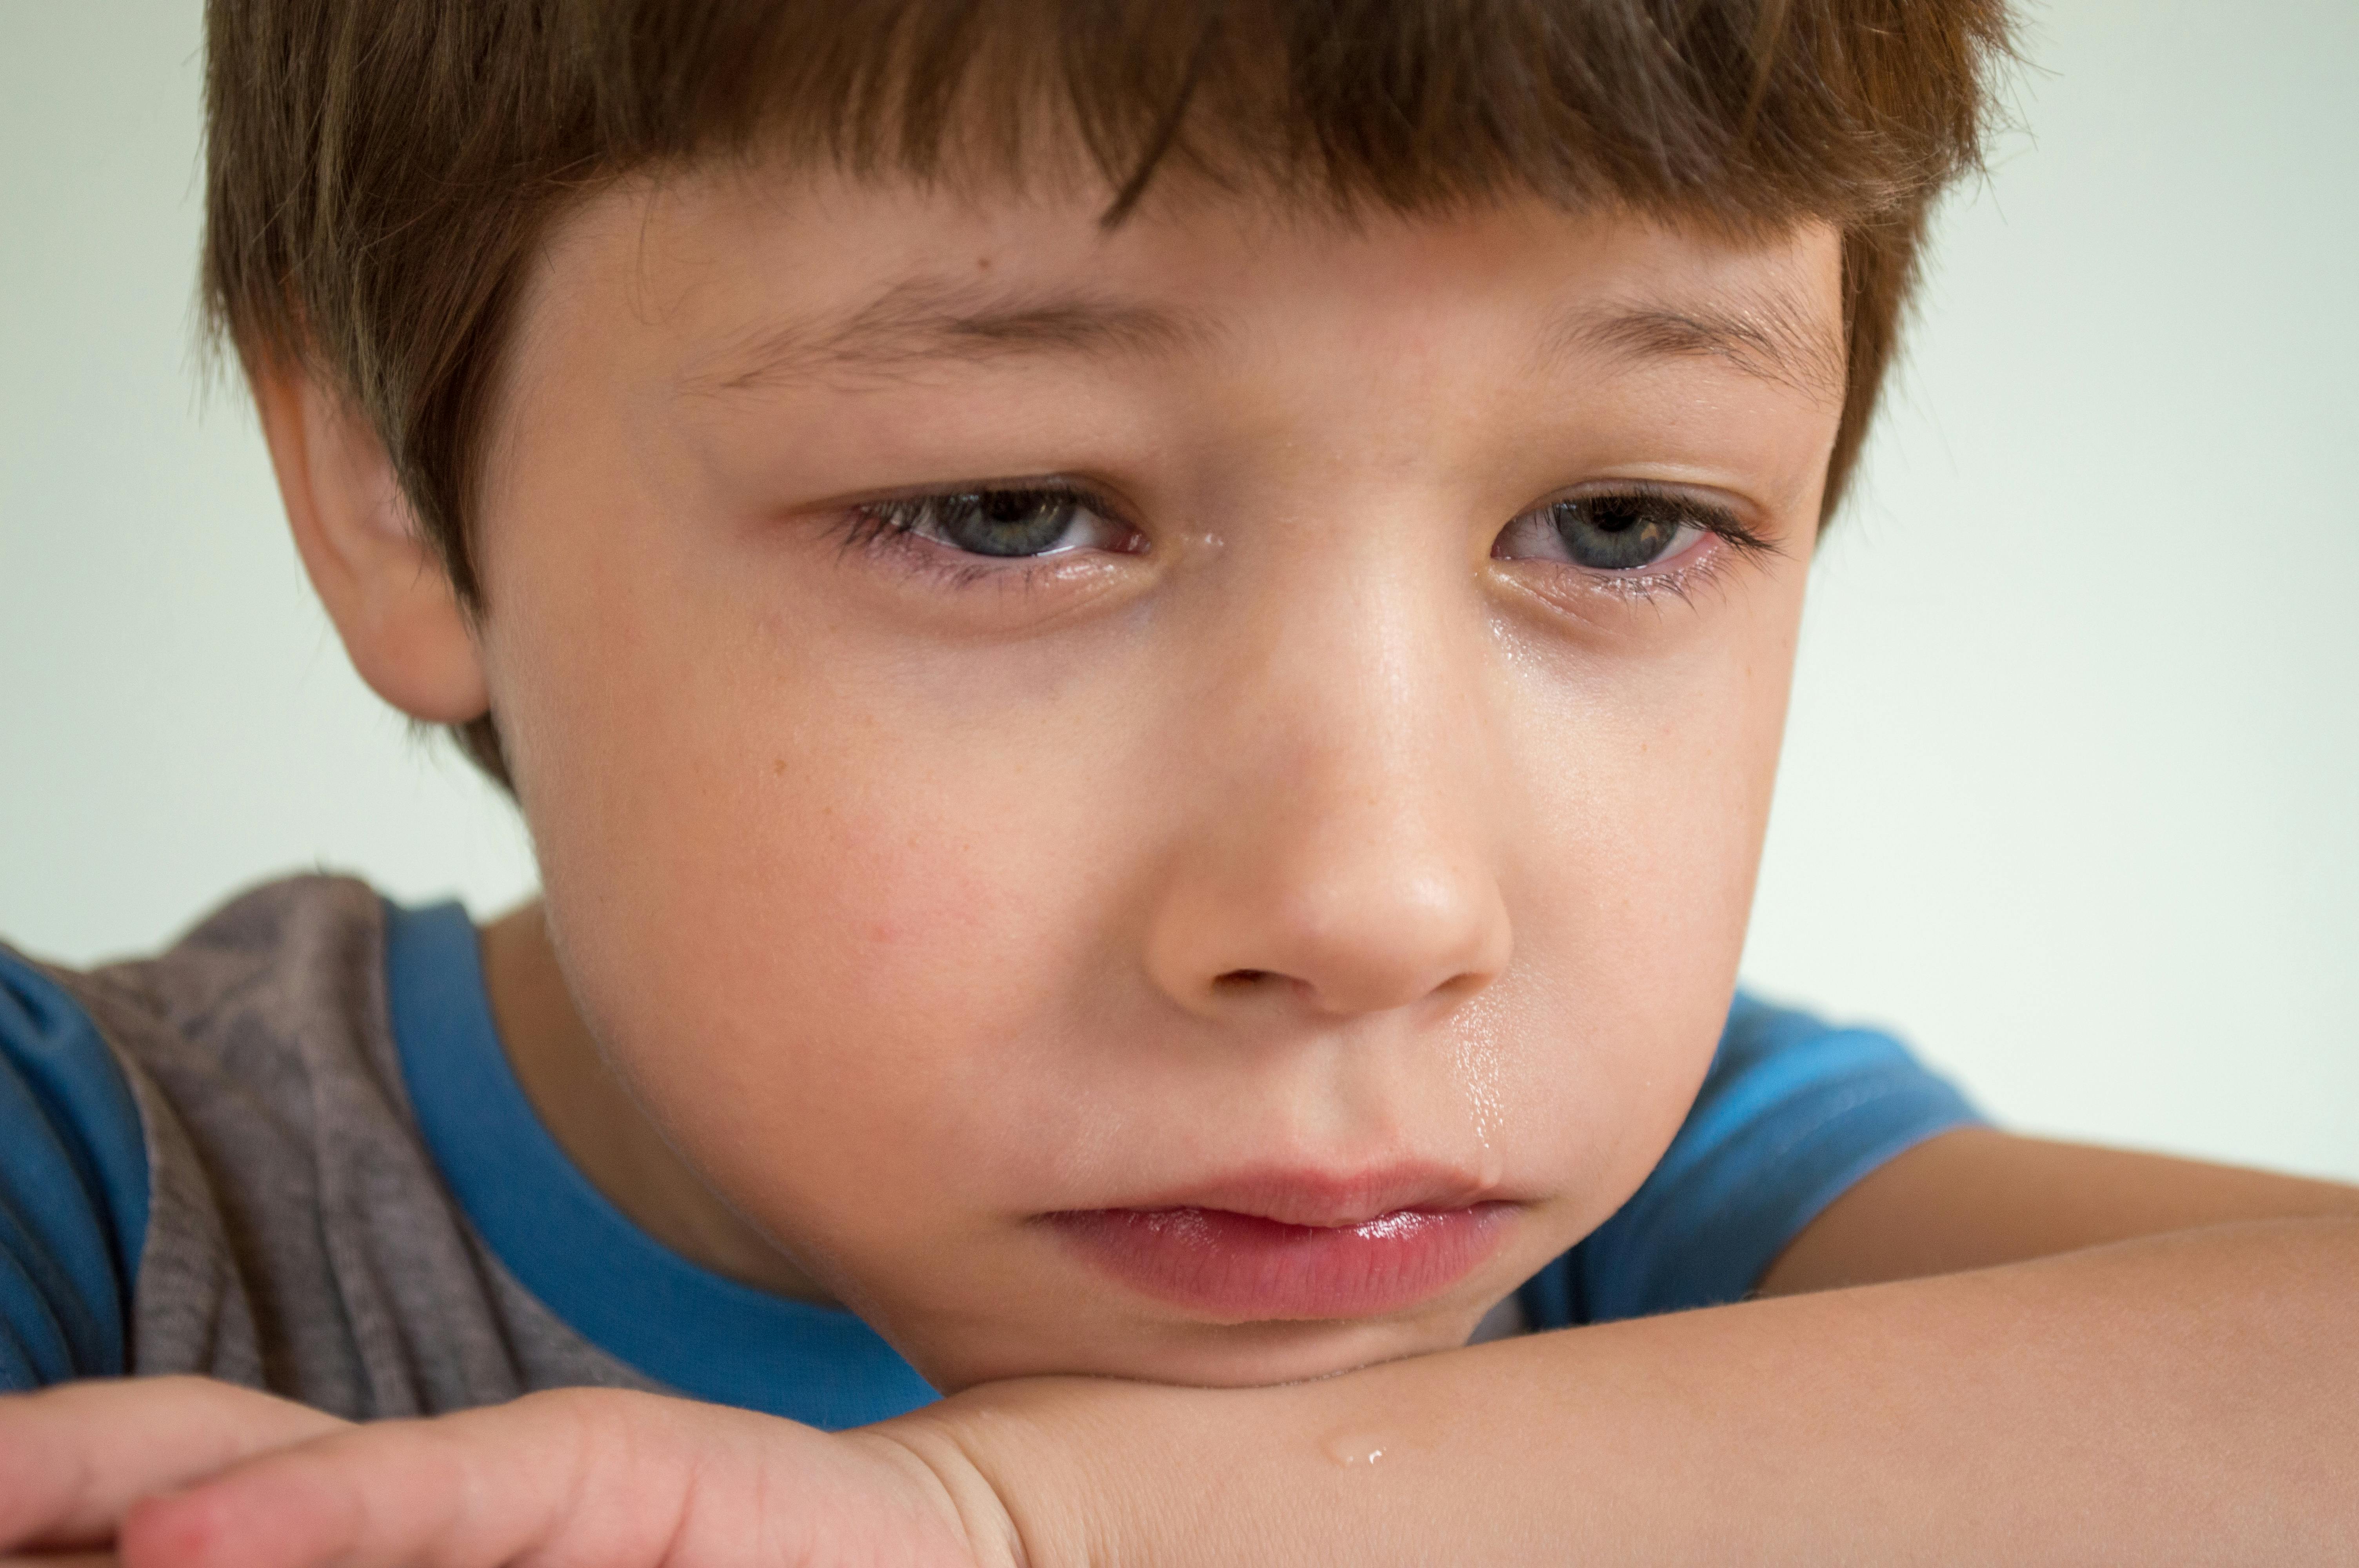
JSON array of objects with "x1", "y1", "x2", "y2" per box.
[
  {"x1": 1470, "y1": 895, "x2": 1727, "y2": 1248},
  {"x1": 1478, "y1": 662, "x2": 1779, "y2": 1232}
]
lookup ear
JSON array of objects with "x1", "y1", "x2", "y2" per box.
[{"x1": 251, "y1": 366, "x2": 490, "y2": 724}]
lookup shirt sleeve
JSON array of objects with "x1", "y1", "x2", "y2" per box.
[
  {"x1": 1519, "y1": 991, "x2": 1983, "y2": 1329},
  {"x1": 0, "y1": 948, "x2": 150, "y2": 1388}
]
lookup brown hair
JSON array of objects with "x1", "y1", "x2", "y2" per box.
[{"x1": 202, "y1": 0, "x2": 2013, "y2": 785}]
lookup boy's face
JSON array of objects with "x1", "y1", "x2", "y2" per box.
[{"x1": 471, "y1": 161, "x2": 1838, "y2": 1391}]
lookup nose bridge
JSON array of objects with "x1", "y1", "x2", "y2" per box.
[
  {"x1": 1248, "y1": 544, "x2": 1472, "y2": 840},
  {"x1": 1148, "y1": 526, "x2": 1513, "y2": 1020}
]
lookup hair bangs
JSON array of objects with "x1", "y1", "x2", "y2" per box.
[
  {"x1": 584, "y1": 0, "x2": 2008, "y2": 229},
  {"x1": 203, "y1": 0, "x2": 2015, "y2": 787}
]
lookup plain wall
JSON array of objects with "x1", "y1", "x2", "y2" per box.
[{"x1": 3, "y1": 2, "x2": 2352, "y2": 1180}]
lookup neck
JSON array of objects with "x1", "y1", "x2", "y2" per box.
[{"x1": 476, "y1": 900, "x2": 838, "y2": 1305}]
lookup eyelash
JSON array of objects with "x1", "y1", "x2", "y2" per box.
[
  {"x1": 1499, "y1": 484, "x2": 1776, "y2": 606},
  {"x1": 837, "y1": 481, "x2": 1137, "y2": 592},
  {"x1": 835, "y1": 480, "x2": 1774, "y2": 601}
]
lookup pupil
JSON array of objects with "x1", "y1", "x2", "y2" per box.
[
  {"x1": 940, "y1": 490, "x2": 1077, "y2": 557},
  {"x1": 1552, "y1": 495, "x2": 1676, "y2": 571}
]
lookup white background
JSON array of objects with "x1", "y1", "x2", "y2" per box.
[{"x1": 3, "y1": 3, "x2": 2352, "y2": 1180}]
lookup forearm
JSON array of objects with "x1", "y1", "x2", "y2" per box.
[{"x1": 916, "y1": 1218, "x2": 2359, "y2": 1565}]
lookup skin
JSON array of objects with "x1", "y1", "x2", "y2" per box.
[
  {"x1": 2, "y1": 162, "x2": 2354, "y2": 1566},
  {"x1": 313, "y1": 166, "x2": 1834, "y2": 1391}
]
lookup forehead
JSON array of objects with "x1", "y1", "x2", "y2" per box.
[{"x1": 523, "y1": 164, "x2": 1846, "y2": 410}]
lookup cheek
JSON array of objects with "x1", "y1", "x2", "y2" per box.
[
  {"x1": 1480, "y1": 603, "x2": 1798, "y2": 1231},
  {"x1": 483, "y1": 507, "x2": 1102, "y2": 1238},
  {"x1": 478, "y1": 416, "x2": 1807, "y2": 1319},
  {"x1": 536, "y1": 671, "x2": 1066, "y2": 1171}
]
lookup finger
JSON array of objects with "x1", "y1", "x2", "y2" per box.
[
  {"x1": 120, "y1": 1388, "x2": 705, "y2": 1568},
  {"x1": 117, "y1": 1388, "x2": 976, "y2": 1568},
  {"x1": 0, "y1": 1378, "x2": 343, "y2": 1552}
]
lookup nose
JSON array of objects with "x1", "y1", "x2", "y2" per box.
[{"x1": 1141, "y1": 553, "x2": 1513, "y2": 1022}]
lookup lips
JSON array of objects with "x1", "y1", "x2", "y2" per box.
[{"x1": 1043, "y1": 1166, "x2": 1511, "y2": 1320}]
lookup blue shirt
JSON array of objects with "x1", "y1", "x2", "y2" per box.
[{"x1": 0, "y1": 900, "x2": 1980, "y2": 1423}]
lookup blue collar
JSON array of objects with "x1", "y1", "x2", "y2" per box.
[{"x1": 380, "y1": 898, "x2": 938, "y2": 1429}]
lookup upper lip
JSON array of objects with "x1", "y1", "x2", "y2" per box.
[{"x1": 1077, "y1": 1162, "x2": 1501, "y2": 1229}]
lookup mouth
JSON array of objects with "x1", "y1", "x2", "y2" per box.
[{"x1": 1042, "y1": 1165, "x2": 1514, "y2": 1320}]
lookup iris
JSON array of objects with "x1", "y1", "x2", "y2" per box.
[{"x1": 1547, "y1": 493, "x2": 1690, "y2": 572}]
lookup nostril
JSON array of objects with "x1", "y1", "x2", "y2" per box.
[{"x1": 1215, "y1": 969, "x2": 1270, "y2": 987}]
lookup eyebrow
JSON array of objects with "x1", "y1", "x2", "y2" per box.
[
  {"x1": 1539, "y1": 294, "x2": 1848, "y2": 405},
  {"x1": 687, "y1": 280, "x2": 1217, "y2": 394},
  {"x1": 688, "y1": 276, "x2": 1846, "y2": 404}
]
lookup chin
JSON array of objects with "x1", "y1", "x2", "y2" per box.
[{"x1": 920, "y1": 1308, "x2": 1476, "y2": 1394}]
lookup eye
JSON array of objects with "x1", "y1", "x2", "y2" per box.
[
  {"x1": 1492, "y1": 488, "x2": 1737, "y2": 575},
  {"x1": 855, "y1": 485, "x2": 1133, "y2": 560}
]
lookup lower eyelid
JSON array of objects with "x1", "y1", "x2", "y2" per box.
[
  {"x1": 886, "y1": 489, "x2": 1136, "y2": 556},
  {"x1": 1493, "y1": 528, "x2": 1734, "y2": 610},
  {"x1": 842, "y1": 508, "x2": 1134, "y2": 596},
  {"x1": 1493, "y1": 511, "x2": 1710, "y2": 573},
  {"x1": 1574, "y1": 536, "x2": 1735, "y2": 600},
  {"x1": 1607, "y1": 525, "x2": 1716, "y2": 575},
  {"x1": 849, "y1": 492, "x2": 1742, "y2": 604}
]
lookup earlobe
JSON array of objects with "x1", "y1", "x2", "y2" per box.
[{"x1": 252, "y1": 367, "x2": 490, "y2": 725}]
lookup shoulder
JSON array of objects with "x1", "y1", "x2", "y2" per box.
[
  {"x1": 0, "y1": 939, "x2": 147, "y2": 1386},
  {"x1": 1685, "y1": 991, "x2": 1974, "y2": 1152},
  {"x1": 0, "y1": 874, "x2": 392, "y2": 1392},
  {"x1": 65, "y1": 874, "x2": 391, "y2": 1078},
  {"x1": 5, "y1": 880, "x2": 647, "y2": 1414},
  {"x1": 58, "y1": 875, "x2": 412, "y2": 1186},
  {"x1": 53, "y1": 877, "x2": 402, "y2": 1226},
  {"x1": 1526, "y1": 990, "x2": 1983, "y2": 1328}
]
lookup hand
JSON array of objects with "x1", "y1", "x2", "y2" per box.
[
  {"x1": 0, "y1": 1376, "x2": 345, "y2": 1566},
  {"x1": 3, "y1": 1379, "x2": 1023, "y2": 1568}
]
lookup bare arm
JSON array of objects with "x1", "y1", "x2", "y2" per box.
[
  {"x1": 1762, "y1": 1125, "x2": 2359, "y2": 1292},
  {"x1": 10, "y1": 1137, "x2": 2352, "y2": 1566},
  {"x1": 934, "y1": 1213, "x2": 2359, "y2": 1563},
  {"x1": 908, "y1": 1135, "x2": 2359, "y2": 1564}
]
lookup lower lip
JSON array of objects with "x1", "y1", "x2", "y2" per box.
[{"x1": 1045, "y1": 1203, "x2": 1512, "y2": 1320}]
